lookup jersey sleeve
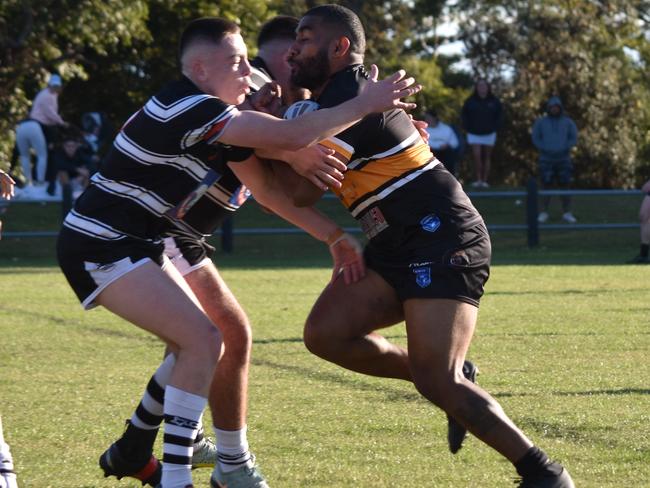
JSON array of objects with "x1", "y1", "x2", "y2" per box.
[{"x1": 178, "y1": 99, "x2": 240, "y2": 149}]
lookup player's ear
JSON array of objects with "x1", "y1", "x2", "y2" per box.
[{"x1": 332, "y1": 36, "x2": 351, "y2": 58}]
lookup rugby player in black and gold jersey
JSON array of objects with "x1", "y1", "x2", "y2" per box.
[{"x1": 284, "y1": 5, "x2": 574, "y2": 488}]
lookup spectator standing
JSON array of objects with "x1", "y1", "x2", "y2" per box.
[
  {"x1": 532, "y1": 96, "x2": 578, "y2": 224},
  {"x1": 461, "y1": 78, "x2": 502, "y2": 188},
  {"x1": 14, "y1": 74, "x2": 68, "y2": 198},
  {"x1": 628, "y1": 179, "x2": 650, "y2": 263},
  {"x1": 424, "y1": 109, "x2": 459, "y2": 176}
]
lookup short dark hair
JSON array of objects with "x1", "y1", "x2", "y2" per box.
[
  {"x1": 303, "y1": 4, "x2": 366, "y2": 55},
  {"x1": 257, "y1": 15, "x2": 299, "y2": 48},
  {"x1": 179, "y1": 17, "x2": 240, "y2": 60},
  {"x1": 426, "y1": 109, "x2": 438, "y2": 119}
]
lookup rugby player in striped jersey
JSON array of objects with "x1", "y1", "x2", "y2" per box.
[{"x1": 57, "y1": 16, "x2": 420, "y2": 488}]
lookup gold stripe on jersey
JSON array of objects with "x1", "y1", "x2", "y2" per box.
[
  {"x1": 319, "y1": 136, "x2": 354, "y2": 161},
  {"x1": 332, "y1": 142, "x2": 435, "y2": 216}
]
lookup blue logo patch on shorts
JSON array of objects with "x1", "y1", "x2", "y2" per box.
[
  {"x1": 412, "y1": 266, "x2": 431, "y2": 288},
  {"x1": 420, "y1": 214, "x2": 441, "y2": 233}
]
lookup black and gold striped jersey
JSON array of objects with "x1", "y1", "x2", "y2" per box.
[
  {"x1": 315, "y1": 65, "x2": 435, "y2": 217},
  {"x1": 315, "y1": 64, "x2": 482, "y2": 241}
]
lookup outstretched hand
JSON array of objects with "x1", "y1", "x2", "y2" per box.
[
  {"x1": 328, "y1": 231, "x2": 365, "y2": 285},
  {"x1": 360, "y1": 64, "x2": 421, "y2": 114}
]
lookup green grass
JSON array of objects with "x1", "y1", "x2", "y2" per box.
[{"x1": 0, "y1": 191, "x2": 649, "y2": 487}]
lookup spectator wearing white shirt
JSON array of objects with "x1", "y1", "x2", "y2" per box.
[
  {"x1": 424, "y1": 109, "x2": 459, "y2": 176},
  {"x1": 14, "y1": 74, "x2": 67, "y2": 198}
]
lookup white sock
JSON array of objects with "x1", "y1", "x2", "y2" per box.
[
  {"x1": 162, "y1": 385, "x2": 207, "y2": 487},
  {"x1": 215, "y1": 426, "x2": 252, "y2": 473}
]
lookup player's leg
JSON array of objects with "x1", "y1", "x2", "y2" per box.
[
  {"x1": 97, "y1": 261, "x2": 221, "y2": 488},
  {"x1": 185, "y1": 265, "x2": 267, "y2": 487},
  {"x1": 303, "y1": 268, "x2": 409, "y2": 380},
  {"x1": 99, "y1": 264, "x2": 208, "y2": 486},
  {"x1": 404, "y1": 300, "x2": 573, "y2": 487}
]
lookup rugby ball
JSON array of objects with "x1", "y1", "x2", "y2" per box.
[{"x1": 283, "y1": 100, "x2": 320, "y2": 120}]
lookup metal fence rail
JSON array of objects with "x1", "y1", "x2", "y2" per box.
[{"x1": 1, "y1": 178, "x2": 644, "y2": 249}]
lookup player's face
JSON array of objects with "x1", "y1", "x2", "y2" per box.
[
  {"x1": 288, "y1": 17, "x2": 332, "y2": 90},
  {"x1": 203, "y1": 33, "x2": 252, "y2": 104}
]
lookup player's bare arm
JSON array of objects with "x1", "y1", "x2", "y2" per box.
[
  {"x1": 227, "y1": 155, "x2": 365, "y2": 283},
  {"x1": 219, "y1": 65, "x2": 420, "y2": 152}
]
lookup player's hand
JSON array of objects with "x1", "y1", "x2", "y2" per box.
[
  {"x1": 328, "y1": 231, "x2": 365, "y2": 285},
  {"x1": 288, "y1": 145, "x2": 347, "y2": 191},
  {"x1": 0, "y1": 171, "x2": 15, "y2": 200},
  {"x1": 360, "y1": 64, "x2": 421, "y2": 113},
  {"x1": 250, "y1": 81, "x2": 283, "y2": 116},
  {"x1": 409, "y1": 114, "x2": 429, "y2": 143}
]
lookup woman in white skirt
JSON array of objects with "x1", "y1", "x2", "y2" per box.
[{"x1": 461, "y1": 79, "x2": 502, "y2": 188}]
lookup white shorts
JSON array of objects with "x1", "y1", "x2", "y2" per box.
[
  {"x1": 467, "y1": 132, "x2": 497, "y2": 146},
  {"x1": 163, "y1": 236, "x2": 212, "y2": 277}
]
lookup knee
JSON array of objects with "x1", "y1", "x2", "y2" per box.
[
  {"x1": 221, "y1": 317, "x2": 252, "y2": 360},
  {"x1": 411, "y1": 366, "x2": 463, "y2": 409},
  {"x1": 185, "y1": 324, "x2": 223, "y2": 367},
  {"x1": 303, "y1": 314, "x2": 337, "y2": 358}
]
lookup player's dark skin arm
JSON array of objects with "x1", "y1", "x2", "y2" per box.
[{"x1": 267, "y1": 160, "x2": 326, "y2": 206}]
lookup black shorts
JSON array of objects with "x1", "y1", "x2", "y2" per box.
[
  {"x1": 57, "y1": 226, "x2": 165, "y2": 309},
  {"x1": 162, "y1": 228, "x2": 215, "y2": 276},
  {"x1": 365, "y1": 224, "x2": 491, "y2": 306}
]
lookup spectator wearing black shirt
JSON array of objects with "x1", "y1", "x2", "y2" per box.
[{"x1": 461, "y1": 79, "x2": 502, "y2": 188}]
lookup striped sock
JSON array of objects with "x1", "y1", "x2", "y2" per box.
[
  {"x1": 215, "y1": 426, "x2": 252, "y2": 473},
  {"x1": 131, "y1": 354, "x2": 175, "y2": 430},
  {"x1": 162, "y1": 385, "x2": 207, "y2": 487},
  {"x1": 115, "y1": 355, "x2": 176, "y2": 460}
]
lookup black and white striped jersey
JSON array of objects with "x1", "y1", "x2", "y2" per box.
[{"x1": 63, "y1": 76, "x2": 253, "y2": 242}]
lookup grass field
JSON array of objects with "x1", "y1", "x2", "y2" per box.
[{"x1": 0, "y1": 192, "x2": 649, "y2": 487}]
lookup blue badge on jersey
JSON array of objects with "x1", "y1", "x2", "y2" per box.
[
  {"x1": 412, "y1": 266, "x2": 431, "y2": 288},
  {"x1": 420, "y1": 214, "x2": 441, "y2": 233}
]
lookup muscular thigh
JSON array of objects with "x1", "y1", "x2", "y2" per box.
[
  {"x1": 404, "y1": 298, "x2": 478, "y2": 373},
  {"x1": 307, "y1": 268, "x2": 404, "y2": 338}
]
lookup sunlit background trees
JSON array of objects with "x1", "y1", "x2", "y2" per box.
[{"x1": 2, "y1": 0, "x2": 650, "y2": 187}]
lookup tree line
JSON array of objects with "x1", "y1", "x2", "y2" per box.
[{"x1": 2, "y1": 0, "x2": 649, "y2": 187}]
